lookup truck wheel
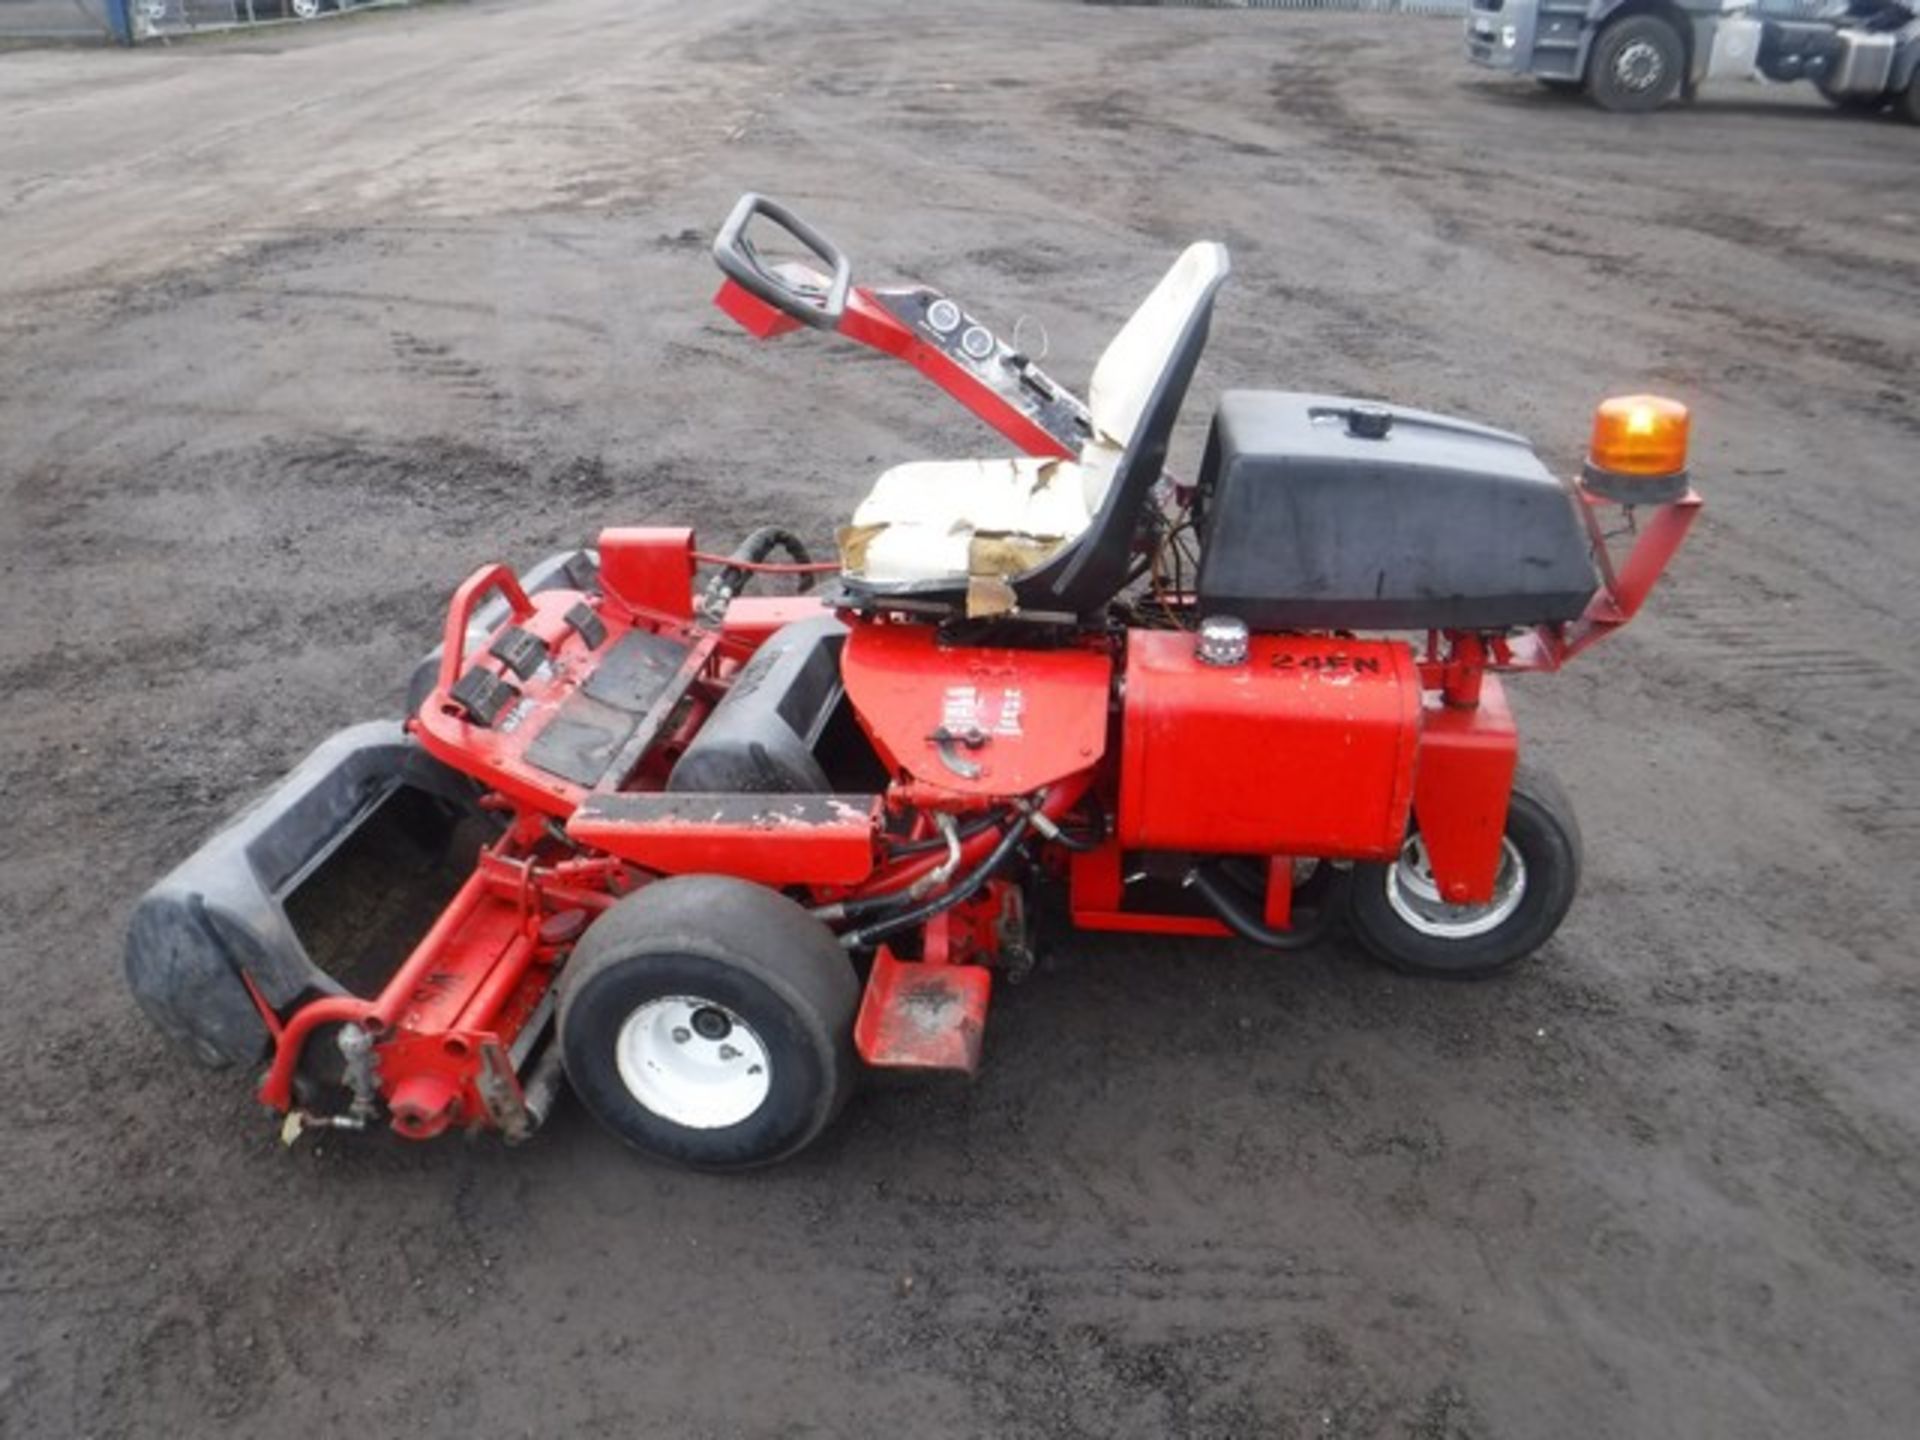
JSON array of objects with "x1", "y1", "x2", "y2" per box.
[
  {"x1": 1347, "y1": 765, "x2": 1582, "y2": 979},
  {"x1": 558, "y1": 875, "x2": 859, "y2": 1170},
  {"x1": 1819, "y1": 88, "x2": 1886, "y2": 114},
  {"x1": 1901, "y1": 76, "x2": 1920, "y2": 125},
  {"x1": 1587, "y1": 15, "x2": 1685, "y2": 113}
]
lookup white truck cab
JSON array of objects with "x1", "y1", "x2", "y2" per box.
[{"x1": 1466, "y1": 0, "x2": 1920, "y2": 116}]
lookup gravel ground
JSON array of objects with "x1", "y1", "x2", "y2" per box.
[{"x1": 2, "y1": 2, "x2": 1917, "y2": 1436}]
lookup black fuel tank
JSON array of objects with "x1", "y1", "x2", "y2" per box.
[{"x1": 1193, "y1": 391, "x2": 1598, "y2": 631}]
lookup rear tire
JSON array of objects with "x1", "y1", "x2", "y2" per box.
[
  {"x1": 1819, "y1": 88, "x2": 1887, "y2": 114},
  {"x1": 1587, "y1": 15, "x2": 1685, "y2": 113},
  {"x1": 1348, "y1": 764, "x2": 1582, "y2": 980},
  {"x1": 558, "y1": 875, "x2": 859, "y2": 1170}
]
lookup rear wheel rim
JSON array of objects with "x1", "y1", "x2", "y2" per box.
[
  {"x1": 1385, "y1": 835, "x2": 1528, "y2": 940},
  {"x1": 614, "y1": 996, "x2": 771, "y2": 1129},
  {"x1": 1613, "y1": 39, "x2": 1666, "y2": 93}
]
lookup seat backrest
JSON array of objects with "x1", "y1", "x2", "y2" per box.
[
  {"x1": 1016, "y1": 241, "x2": 1230, "y2": 617},
  {"x1": 1085, "y1": 243, "x2": 1233, "y2": 449}
]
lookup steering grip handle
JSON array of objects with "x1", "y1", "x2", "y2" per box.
[{"x1": 712, "y1": 193, "x2": 852, "y2": 331}]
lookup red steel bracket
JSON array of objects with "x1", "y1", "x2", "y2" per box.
[
  {"x1": 1412, "y1": 677, "x2": 1519, "y2": 905},
  {"x1": 598, "y1": 527, "x2": 696, "y2": 622},
  {"x1": 1507, "y1": 491, "x2": 1703, "y2": 671}
]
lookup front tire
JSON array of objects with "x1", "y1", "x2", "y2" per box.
[
  {"x1": 1900, "y1": 76, "x2": 1920, "y2": 126},
  {"x1": 1587, "y1": 15, "x2": 1685, "y2": 113},
  {"x1": 1348, "y1": 764, "x2": 1582, "y2": 979},
  {"x1": 558, "y1": 875, "x2": 859, "y2": 1170}
]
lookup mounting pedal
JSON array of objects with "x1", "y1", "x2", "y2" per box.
[
  {"x1": 450, "y1": 666, "x2": 521, "y2": 727},
  {"x1": 852, "y1": 947, "x2": 991, "y2": 1074},
  {"x1": 565, "y1": 601, "x2": 608, "y2": 650},
  {"x1": 489, "y1": 625, "x2": 550, "y2": 680},
  {"x1": 563, "y1": 552, "x2": 601, "y2": 593}
]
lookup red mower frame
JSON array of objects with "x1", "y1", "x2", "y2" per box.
[{"x1": 129, "y1": 193, "x2": 1700, "y2": 1164}]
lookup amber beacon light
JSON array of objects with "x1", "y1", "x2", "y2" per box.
[{"x1": 1583, "y1": 394, "x2": 1690, "y2": 503}]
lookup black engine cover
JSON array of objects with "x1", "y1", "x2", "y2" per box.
[{"x1": 1193, "y1": 391, "x2": 1598, "y2": 631}]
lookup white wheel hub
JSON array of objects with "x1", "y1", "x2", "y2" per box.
[
  {"x1": 1385, "y1": 834, "x2": 1528, "y2": 940},
  {"x1": 614, "y1": 996, "x2": 771, "y2": 1129}
]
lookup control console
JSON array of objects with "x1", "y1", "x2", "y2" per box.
[{"x1": 873, "y1": 287, "x2": 1094, "y2": 454}]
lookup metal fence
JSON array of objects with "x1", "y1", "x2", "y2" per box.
[
  {"x1": 131, "y1": 0, "x2": 411, "y2": 40},
  {"x1": 0, "y1": 0, "x2": 412, "y2": 42},
  {"x1": 1093, "y1": 0, "x2": 1471, "y2": 13},
  {"x1": 0, "y1": 0, "x2": 124, "y2": 40},
  {"x1": 5, "y1": 0, "x2": 1474, "y2": 47}
]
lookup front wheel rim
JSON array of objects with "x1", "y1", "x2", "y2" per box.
[
  {"x1": 1613, "y1": 40, "x2": 1665, "y2": 93},
  {"x1": 614, "y1": 996, "x2": 771, "y2": 1129},
  {"x1": 1384, "y1": 834, "x2": 1528, "y2": 940}
]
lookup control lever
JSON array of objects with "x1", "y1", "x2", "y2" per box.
[{"x1": 928, "y1": 724, "x2": 989, "y2": 780}]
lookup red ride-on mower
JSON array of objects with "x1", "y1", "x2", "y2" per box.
[{"x1": 126, "y1": 195, "x2": 1701, "y2": 1169}]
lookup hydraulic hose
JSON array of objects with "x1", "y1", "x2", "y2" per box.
[
  {"x1": 815, "y1": 813, "x2": 976, "y2": 924},
  {"x1": 1014, "y1": 793, "x2": 1105, "y2": 853},
  {"x1": 698, "y1": 527, "x2": 818, "y2": 620},
  {"x1": 1186, "y1": 862, "x2": 1340, "y2": 951},
  {"x1": 828, "y1": 775, "x2": 1090, "y2": 934},
  {"x1": 843, "y1": 813, "x2": 1035, "y2": 950},
  {"x1": 883, "y1": 811, "x2": 1004, "y2": 859}
]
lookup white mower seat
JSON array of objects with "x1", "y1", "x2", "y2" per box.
[
  {"x1": 840, "y1": 454, "x2": 1112, "y2": 584},
  {"x1": 838, "y1": 241, "x2": 1229, "y2": 590}
]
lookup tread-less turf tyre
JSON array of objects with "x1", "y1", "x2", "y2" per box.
[
  {"x1": 1587, "y1": 15, "x2": 1685, "y2": 113},
  {"x1": 558, "y1": 875, "x2": 859, "y2": 1171},
  {"x1": 1348, "y1": 764, "x2": 1582, "y2": 980}
]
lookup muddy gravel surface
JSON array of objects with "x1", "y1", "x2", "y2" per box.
[{"x1": 3, "y1": 1, "x2": 1918, "y2": 1435}]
